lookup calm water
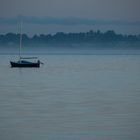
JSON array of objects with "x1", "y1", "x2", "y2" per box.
[{"x1": 0, "y1": 47, "x2": 140, "y2": 140}]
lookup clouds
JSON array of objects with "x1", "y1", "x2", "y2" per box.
[
  {"x1": 0, "y1": 0, "x2": 140, "y2": 21},
  {"x1": 0, "y1": 16, "x2": 140, "y2": 35},
  {"x1": 0, "y1": 0, "x2": 140, "y2": 35},
  {"x1": 0, "y1": 16, "x2": 140, "y2": 26}
]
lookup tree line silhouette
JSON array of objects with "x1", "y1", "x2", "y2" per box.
[{"x1": 0, "y1": 30, "x2": 140, "y2": 44}]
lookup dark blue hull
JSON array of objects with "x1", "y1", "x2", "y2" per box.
[{"x1": 10, "y1": 61, "x2": 40, "y2": 68}]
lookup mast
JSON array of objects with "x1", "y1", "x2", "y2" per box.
[{"x1": 19, "y1": 20, "x2": 22, "y2": 61}]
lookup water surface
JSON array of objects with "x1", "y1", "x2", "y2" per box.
[{"x1": 0, "y1": 46, "x2": 140, "y2": 140}]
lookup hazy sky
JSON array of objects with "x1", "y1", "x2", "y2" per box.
[
  {"x1": 1, "y1": 0, "x2": 140, "y2": 20},
  {"x1": 0, "y1": 0, "x2": 140, "y2": 35}
]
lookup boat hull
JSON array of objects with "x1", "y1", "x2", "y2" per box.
[{"x1": 10, "y1": 61, "x2": 40, "y2": 68}]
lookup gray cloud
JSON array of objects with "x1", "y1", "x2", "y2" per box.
[
  {"x1": 0, "y1": 16, "x2": 140, "y2": 26},
  {"x1": 0, "y1": 0, "x2": 140, "y2": 21}
]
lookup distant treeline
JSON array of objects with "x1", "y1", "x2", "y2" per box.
[{"x1": 0, "y1": 30, "x2": 140, "y2": 44}]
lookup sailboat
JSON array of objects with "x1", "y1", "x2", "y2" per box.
[{"x1": 10, "y1": 21, "x2": 41, "y2": 68}]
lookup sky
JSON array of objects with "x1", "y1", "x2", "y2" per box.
[{"x1": 0, "y1": 0, "x2": 140, "y2": 35}]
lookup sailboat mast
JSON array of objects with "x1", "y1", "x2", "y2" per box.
[{"x1": 19, "y1": 21, "x2": 22, "y2": 60}]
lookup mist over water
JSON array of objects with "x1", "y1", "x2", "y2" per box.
[
  {"x1": 0, "y1": 44, "x2": 140, "y2": 140},
  {"x1": 1, "y1": 43, "x2": 140, "y2": 55}
]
